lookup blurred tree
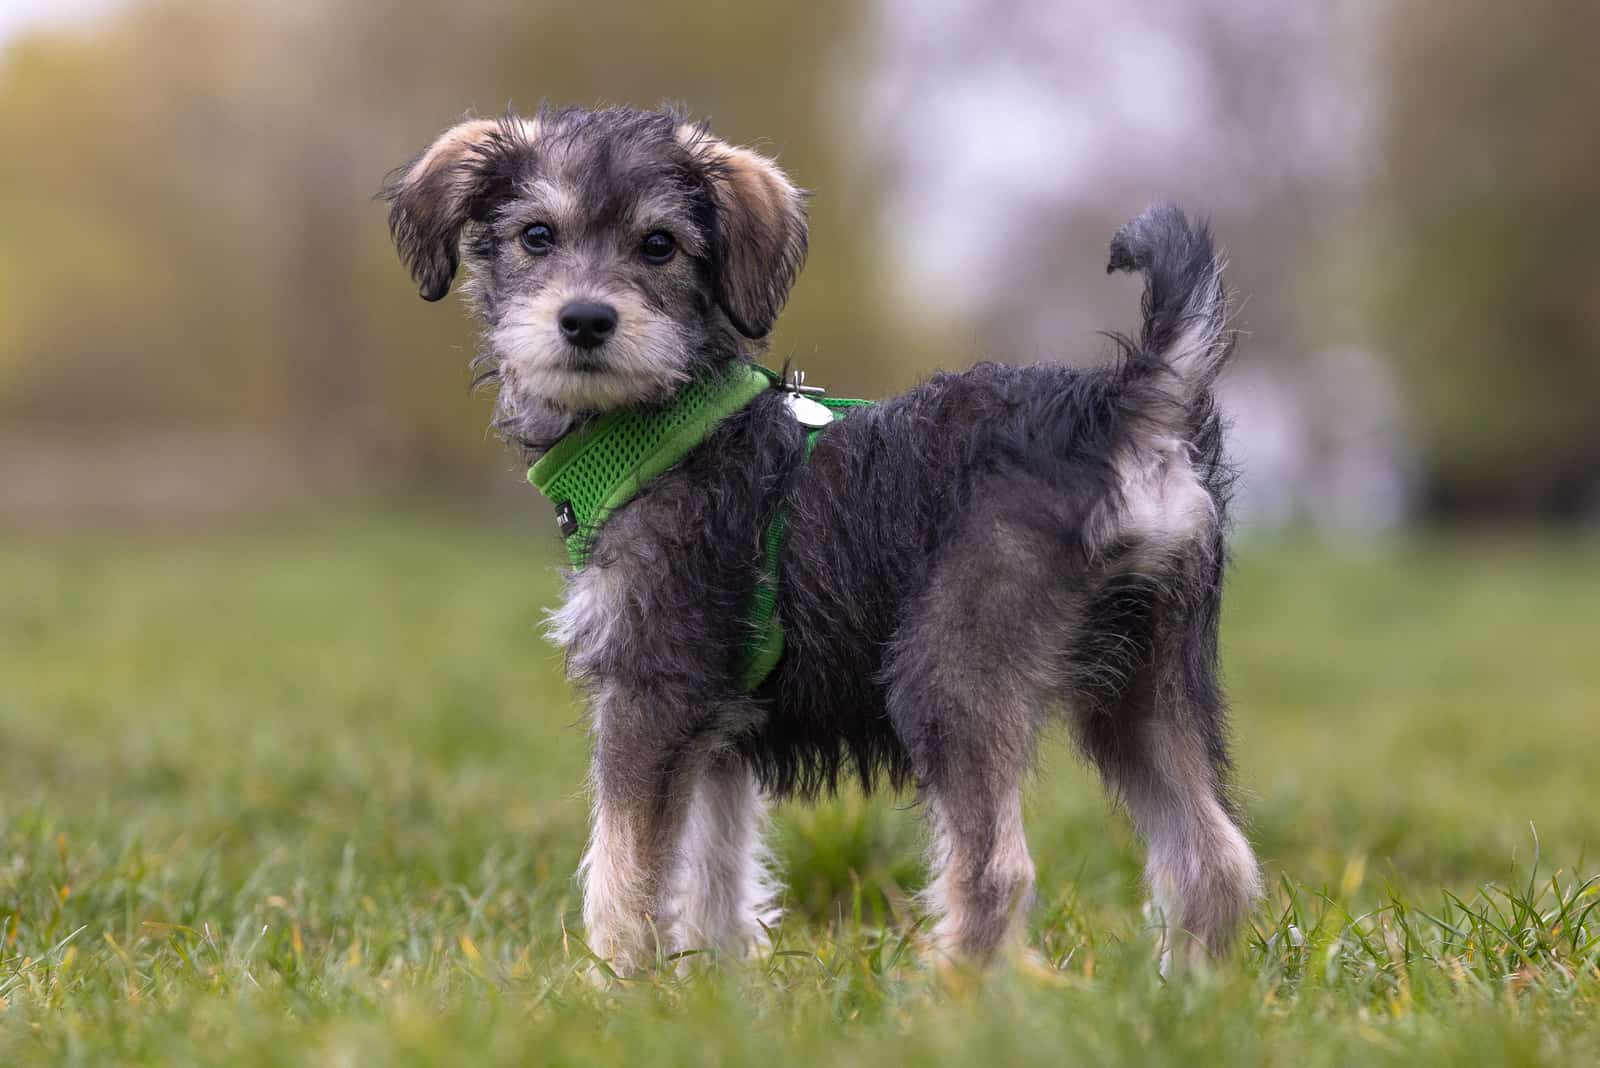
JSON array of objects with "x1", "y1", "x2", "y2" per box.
[
  {"x1": 0, "y1": 0, "x2": 894, "y2": 509},
  {"x1": 1368, "y1": 0, "x2": 1600, "y2": 518},
  {"x1": 12, "y1": 0, "x2": 1590, "y2": 523}
]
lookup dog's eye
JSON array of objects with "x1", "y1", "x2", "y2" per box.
[
  {"x1": 521, "y1": 223, "x2": 556, "y2": 255},
  {"x1": 640, "y1": 231, "x2": 676, "y2": 264}
]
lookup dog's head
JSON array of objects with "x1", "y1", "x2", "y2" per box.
[{"x1": 382, "y1": 107, "x2": 808, "y2": 422}]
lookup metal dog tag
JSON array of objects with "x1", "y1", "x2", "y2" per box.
[
  {"x1": 784, "y1": 392, "x2": 833, "y2": 428},
  {"x1": 782, "y1": 368, "x2": 832, "y2": 427}
]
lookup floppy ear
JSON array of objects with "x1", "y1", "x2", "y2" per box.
[
  {"x1": 679, "y1": 127, "x2": 809, "y2": 339},
  {"x1": 381, "y1": 117, "x2": 536, "y2": 301}
]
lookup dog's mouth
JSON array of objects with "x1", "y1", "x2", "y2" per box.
[
  {"x1": 525, "y1": 349, "x2": 664, "y2": 413},
  {"x1": 491, "y1": 313, "x2": 689, "y2": 414},
  {"x1": 559, "y1": 347, "x2": 611, "y2": 373}
]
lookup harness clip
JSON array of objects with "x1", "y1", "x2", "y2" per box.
[
  {"x1": 784, "y1": 368, "x2": 827, "y2": 397},
  {"x1": 781, "y1": 368, "x2": 834, "y2": 427}
]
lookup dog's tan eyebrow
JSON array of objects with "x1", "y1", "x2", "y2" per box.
[
  {"x1": 626, "y1": 191, "x2": 694, "y2": 230},
  {"x1": 518, "y1": 178, "x2": 582, "y2": 228}
]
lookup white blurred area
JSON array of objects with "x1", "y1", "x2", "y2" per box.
[
  {"x1": 0, "y1": 0, "x2": 115, "y2": 40},
  {"x1": 859, "y1": 0, "x2": 1412, "y2": 531},
  {"x1": 1219, "y1": 349, "x2": 1414, "y2": 532}
]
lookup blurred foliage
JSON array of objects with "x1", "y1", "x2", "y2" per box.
[
  {"x1": 1, "y1": 0, "x2": 1596, "y2": 519},
  {"x1": 0, "y1": 0, "x2": 915, "y2": 496},
  {"x1": 1367, "y1": 0, "x2": 1600, "y2": 517}
]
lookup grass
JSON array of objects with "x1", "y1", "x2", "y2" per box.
[{"x1": 2, "y1": 509, "x2": 1598, "y2": 1065}]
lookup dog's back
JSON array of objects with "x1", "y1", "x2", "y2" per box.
[{"x1": 763, "y1": 205, "x2": 1234, "y2": 779}]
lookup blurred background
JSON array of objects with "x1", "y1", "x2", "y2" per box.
[
  {"x1": 1, "y1": 0, "x2": 1595, "y2": 528},
  {"x1": 2, "y1": 7, "x2": 1600, "y2": 1051}
]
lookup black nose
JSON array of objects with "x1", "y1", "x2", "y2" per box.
[{"x1": 558, "y1": 301, "x2": 618, "y2": 350}]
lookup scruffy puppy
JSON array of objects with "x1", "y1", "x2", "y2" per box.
[{"x1": 382, "y1": 106, "x2": 1261, "y2": 975}]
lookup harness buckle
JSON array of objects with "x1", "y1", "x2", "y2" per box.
[
  {"x1": 784, "y1": 368, "x2": 827, "y2": 397},
  {"x1": 781, "y1": 368, "x2": 833, "y2": 427}
]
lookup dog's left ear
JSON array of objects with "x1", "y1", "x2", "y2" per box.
[{"x1": 680, "y1": 127, "x2": 809, "y2": 339}]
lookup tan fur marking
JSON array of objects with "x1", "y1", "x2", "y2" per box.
[
  {"x1": 716, "y1": 147, "x2": 789, "y2": 232},
  {"x1": 523, "y1": 177, "x2": 582, "y2": 232},
  {"x1": 674, "y1": 123, "x2": 807, "y2": 336},
  {"x1": 579, "y1": 797, "x2": 660, "y2": 975},
  {"x1": 402, "y1": 116, "x2": 541, "y2": 199},
  {"x1": 675, "y1": 126, "x2": 798, "y2": 223},
  {"x1": 406, "y1": 119, "x2": 501, "y2": 184}
]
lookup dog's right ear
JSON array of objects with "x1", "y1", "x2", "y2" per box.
[{"x1": 381, "y1": 117, "x2": 536, "y2": 302}]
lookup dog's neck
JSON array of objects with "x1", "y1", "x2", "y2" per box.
[
  {"x1": 507, "y1": 402, "x2": 589, "y2": 463},
  {"x1": 502, "y1": 342, "x2": 762, "y2": 464}
]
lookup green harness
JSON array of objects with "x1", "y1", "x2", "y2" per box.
[{"x1": 525, "y1": 364, "x2": 873, "y2": 692}]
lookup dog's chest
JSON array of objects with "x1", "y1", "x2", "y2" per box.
[{"x1": 547, "y1": 560, "x2": 635, "y2": 677}]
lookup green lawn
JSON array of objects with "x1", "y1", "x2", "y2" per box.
[{"x1": 2, "y1": 511, "x2": 1598, "y2": 1065}]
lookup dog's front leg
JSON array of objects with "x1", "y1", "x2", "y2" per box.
[
  {"x1": 661, "y1": 757, "x2": 778, "y2": 959},
  {"x1": 578, "y1": 687, "x2": 700, "y2": 978}
]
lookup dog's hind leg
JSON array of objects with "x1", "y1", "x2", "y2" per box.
[
  {"x1": 660, "y1": 756, "x2": 779, "y2": 959},
  {"x1": 891, "y1": 667, "x2": 1039, "y2": 965},
  {"x1": 887, "y1": 515, "x2": 1071, "y2": 964},
  {"x1": 921, "y1": 774, "x2": 1035, "y2": 965},
  {"x1": 1077, "y1": 572, "x2": 1261, "y2": 970}
]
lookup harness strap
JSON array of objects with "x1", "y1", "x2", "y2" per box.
[
  {"x1": 739, "y1": 389, "x2": 873, "y2": 690},
  {"x1": 525, "y1": 363, "x2": 873, "y2": 692}
]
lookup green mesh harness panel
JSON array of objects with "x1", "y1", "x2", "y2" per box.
[
  {"x1": 525, "y1": 364, "x2": 874, "y2": 692},
  {"x1": 527, "y1": 366, "x2": 772, "y2": 566}
]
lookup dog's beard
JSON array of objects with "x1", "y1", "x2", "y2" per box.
[{"x1": 490, "y1": 290, "x2": 693, "y2": 413}]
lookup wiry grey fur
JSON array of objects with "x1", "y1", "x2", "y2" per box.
[{"x1": 383, "y1": 106, "x2": 1261, "y2": 976}]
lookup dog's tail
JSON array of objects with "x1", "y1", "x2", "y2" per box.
[{"x1": 1107, "y1": 203, "x2": 1233, "y2": 414}]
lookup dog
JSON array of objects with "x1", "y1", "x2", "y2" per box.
[{"x1": 382, "y1": 105, "x2": 1261, "y2": 975}]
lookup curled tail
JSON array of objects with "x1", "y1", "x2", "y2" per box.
[{"x1": 1107, "y1": 203, "x2": 1233, "y2": 409}]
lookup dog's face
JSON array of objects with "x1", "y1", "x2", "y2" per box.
[{"x1": 383, "y1": 108, "x2": 807, "y2": 418}]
